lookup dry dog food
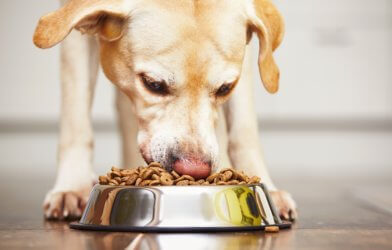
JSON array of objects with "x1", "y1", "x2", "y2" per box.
[
  {"x1": 98, "y1": 162, "x2": 261, "y2": 186},
  {"x1": 264, "y1": 225, "x2": 280, "y2": 233}
]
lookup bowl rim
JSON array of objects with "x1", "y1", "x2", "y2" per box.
[{"x1": 96, "y1": 183, "x2": 266, "y2": 188}]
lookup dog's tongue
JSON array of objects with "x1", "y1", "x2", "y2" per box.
[{"x1": 173, "y1": 157, "x2": 211, "y2": 179}]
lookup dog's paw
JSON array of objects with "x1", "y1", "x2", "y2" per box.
[
  {"x1": 269, "y1": 190, "x2": 297, "y2": 221},
  {"x1": 43, "y1": 183, "x2": 94, "y2": 220}
]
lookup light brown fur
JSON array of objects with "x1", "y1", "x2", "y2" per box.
[{"x1": 33, "y1": 0, "x2": 295, "y2": 221}]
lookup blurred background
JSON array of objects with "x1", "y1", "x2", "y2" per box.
[{"x1": 0, "y1": 0, "x2": 391, "y2": 185}]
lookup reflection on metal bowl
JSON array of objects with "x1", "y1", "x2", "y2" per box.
[{"x1": 70, "y1": 184, "x2": 291, "y2": 232}]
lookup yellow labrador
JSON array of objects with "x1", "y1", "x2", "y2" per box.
[{"x1": 34, "y1": 0, "x2": 296, "y2": 221}]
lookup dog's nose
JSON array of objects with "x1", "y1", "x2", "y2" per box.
[{"x1": 172, "y1": 157, "x2": 211, "y2": 179}]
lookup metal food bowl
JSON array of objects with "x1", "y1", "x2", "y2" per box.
[{"x1": 70, "y1": 184, "x2": 291, "y2": 232}]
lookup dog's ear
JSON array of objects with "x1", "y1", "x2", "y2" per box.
[
  {"x1": 246, "y1": 0, "x2": 284, "y2": 94},
  {"x1": 33, "y1": 0, "x2": 129, "y2": 49}
]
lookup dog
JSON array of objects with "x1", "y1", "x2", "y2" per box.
[{"x1": 33, "y1": 0, "x2": 297, "y2": 220}]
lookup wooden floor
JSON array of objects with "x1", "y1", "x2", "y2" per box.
[{"x1": 0, "y1": 172, "x2": 391, "y2": 250}]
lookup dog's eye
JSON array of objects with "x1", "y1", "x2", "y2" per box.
[
  {"x1": 140, "y1": 73, "x2": 169, "y2": 95},
  {"x1": 216, "y1": 83, "x2": 233, "y2": 97}
]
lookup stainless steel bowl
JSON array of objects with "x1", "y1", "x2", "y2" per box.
[{"x1": 70, "y1": 184, "x2": 291, "y2": 232}]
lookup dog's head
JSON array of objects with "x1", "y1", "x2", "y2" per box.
[{"x1": 34, "y1": 0, "x2": 284, "y2": 178}]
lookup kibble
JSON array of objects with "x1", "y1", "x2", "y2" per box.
[
  {"x1": 264, "y1": 226, "x2": 280, "y2": 233},
  {"x1": 98, "y1": 162, "x2": 262, "y2": 186}
]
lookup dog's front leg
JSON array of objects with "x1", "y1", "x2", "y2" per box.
[
  {"x1": 224, "y1": 44, "x2": 297, "y2": 221},
  {"x1": 43, "y1": 31, "x2": 99, "y2": 220},
  {"x1": 116, "y1": 89, "x2": 146, "y2": 168}
]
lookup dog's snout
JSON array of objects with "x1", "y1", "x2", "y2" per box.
[{"x1": 172, "y1": 157, "x2": 211, "y2": 179}]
